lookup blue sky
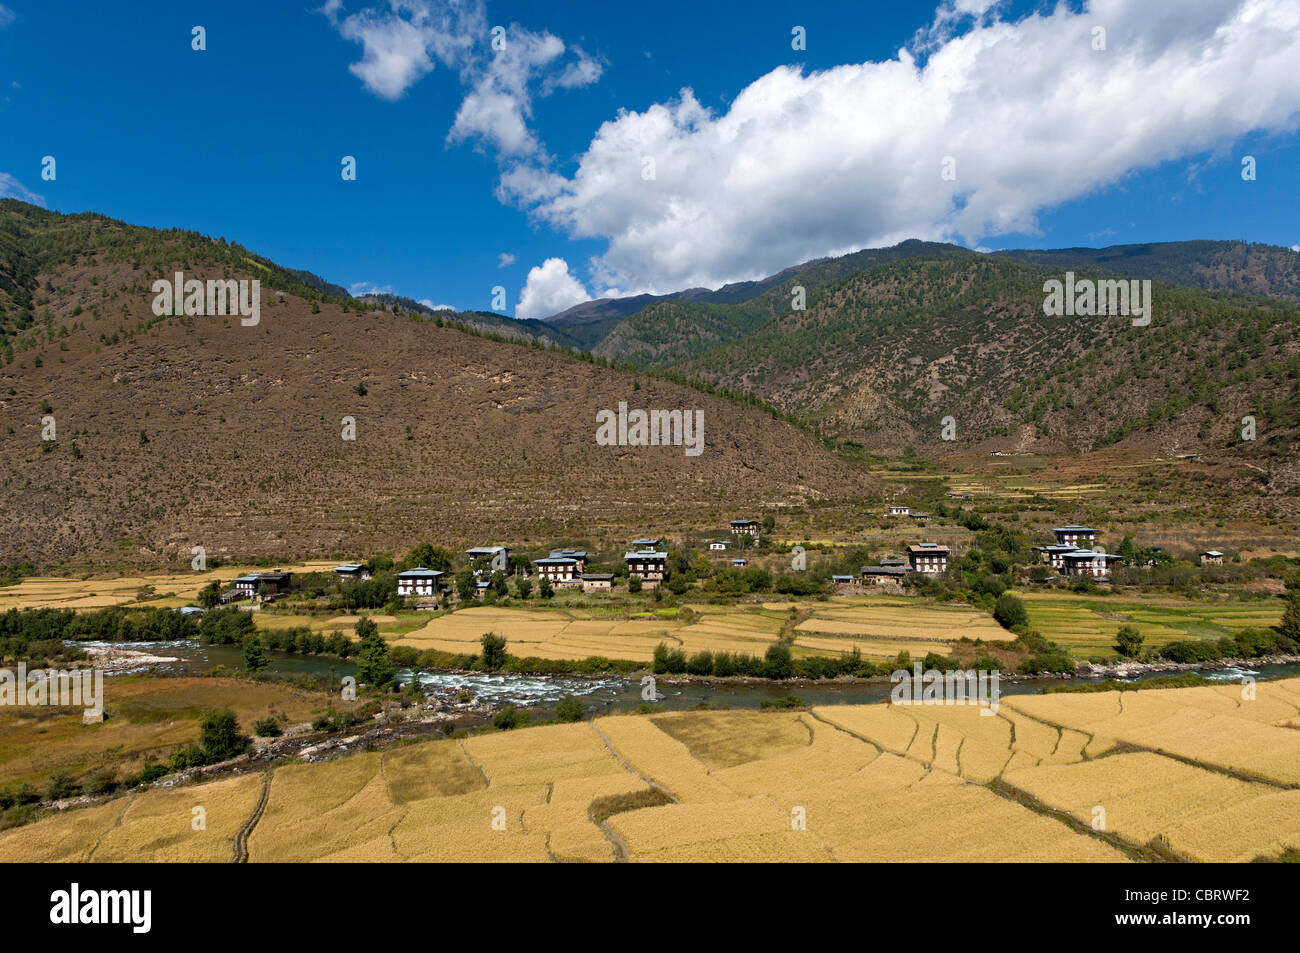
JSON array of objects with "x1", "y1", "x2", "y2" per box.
[{"x1": 1, "y1": 0, "x2": 1298, "y2": 318}]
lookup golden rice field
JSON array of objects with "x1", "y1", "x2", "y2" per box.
[
  {"x1": 1019, "y1": 591, "x2": 1282, "y2": 656},
  {"x1": 0, "y1": 561, "x2": 338, "y2": 611},
  {"x1": 395, "y1": 597, "x2": 1014, "y2": 663},
  {"x1": 3, "y1": 677, "x2": 1297, "y2": 863}
]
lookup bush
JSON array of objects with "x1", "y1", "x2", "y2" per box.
[
  {"x1": 491, "y1": 705, "x2": 528, "y2": 731},
  {"x1": 554, "y1": 696, "x2": 585, "y2": 723},
  {"x1": 993, "y1": 593, "x2": 1028, "y2": 630},
  {"x1": 763, "y1": 643, "x2": 794, "y2": 680},
  {"x1": 253, "y1": 717, "x2": 283, "y2": 738},
  {"x1": 480, "y1": 632, "x2": 508, "y2": 672},
  {"x1": 686, "y1": 651, "x2": 714, "y2": 675}
]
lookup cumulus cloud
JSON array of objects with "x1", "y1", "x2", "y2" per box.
[
  {"x1": 0, "y1": 6, "x2": 13, "y2": 30},
  {"x1": 320, "y1": 0, "x2": 600, "y2": 159},
  {"x1": 0, "y1": 172, "x2": 44, "y2": 206},
  {"x1": 497, "y1": 252, "x2": 516, "y2": 267},
  {"x1": 1291, "y1": 245, "x2": 1300, "y2": 252},
  {"x1": 418, "y1": 298, "x2": 455, "y2": 309},
  {"x1": 500, "y1": 0, "x2": 1300, "y2": 295},
  {"x1": 516, "y1": 257, "x2": 590, "y2": 318}
]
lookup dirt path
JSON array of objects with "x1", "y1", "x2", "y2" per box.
[{"x1": 232, "y1": 769, "x2": 272, "y2": 863}]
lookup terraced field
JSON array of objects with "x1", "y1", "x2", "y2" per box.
[
  {"x1": 1020, "y1": 591, "x2": 1282, "y2": 655},
  {"x1": 0, "y1": 561, "x2": 338, "y2": 611},
  {"x1": 3, "y1": 678, "x2": 1296, "y2": 863},
  {"x1": 396, "y1": 597, "x2": 1013, "y2": 663}
]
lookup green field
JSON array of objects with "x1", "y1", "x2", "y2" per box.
[{"x1": 1021, "y1": 591, "x2": 1281, "y2": 657}]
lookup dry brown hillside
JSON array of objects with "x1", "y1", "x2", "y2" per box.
[{"x1": 0, "y1": 257, "x2": 877, "y2": 567}]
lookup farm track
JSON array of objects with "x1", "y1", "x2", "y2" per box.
[{"x1": 232, "y1": 769, "x2": 272, "y2": 863}]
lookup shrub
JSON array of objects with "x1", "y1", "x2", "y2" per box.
[
  {"x1": 993, "y1": 593, "x2": 1028, "y2": 630},
  {"x1": 554, "y1": 696, "x2": 585, "y2": 723},
  {"x1": 1114, "y1": 624, "x2": 1144, "y2": 658},
  {"x1": 491, "y1": 705, "x2": 528, "y2": 730},
  {"x1": 253, "y1": 717, "x2": 283, "y2": 738}
]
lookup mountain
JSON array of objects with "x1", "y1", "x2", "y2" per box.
[
  {"x1": 356, "y1": 293, "x2": 585, "y2": 349},
  {"x1": 0, "y1": 201, "x2": 877, "y2": 567},
  {"x1": 548, "y1": 238, "x2": 1300, "y2": 329},
  {"x1": 586, "y1": 252, "x2": 1300, "y2": 498}
]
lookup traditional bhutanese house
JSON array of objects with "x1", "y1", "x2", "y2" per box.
[
  {"x1": 831, "y1": 574, "x2": 856, "y2": 587},
  {"x1": 581, "y1": 573, "x2": 614, "y2": 593},
  {"x1": 234, "y1": 570, "x2": 292, "y2": 599},
  {"x1": 708, "y1": 540, "x2": 730, "y2": 551},
  {"x1": 909, "y1": 512, "x2": 930, "y2": 521},
  {"x1": 473, "y1": 580, "x2": 492, "y2": 599},
  {"x1": 534, "y1": 555, "x2": 581, "y2": 585},
  {"x1": 178, "y1": 606, "x2": 205, "y2": 617},
  {"x1": 880, "y1": 557, "x2": 907, "y2": 568},
  {"x1": 631, "y1": 537, "x2": 662, "y2": 549},
  {"x1": 730, "y1": 519, "x2": 760, "y2": 538},
  {"x1": 548, "y1": 549, "x2": 588, "y2": 572},
  {"x1": 860, "y1": 565, "x2": 907, "y2": 588},
  {"x1": 1200, "y1": 550, "x2": 1225, "y2": 566},
  {"x1": 333, "y1": 562, "x2": 373, "y2": 582},
  {"x1": 731, "y1": 558, "x2": 748, "y2": 567},
  {"x1": 1060, "y1": 550, "x2": 1121, "y2": 578},
  {"x1": 625, "y1": 550, "x2": 668, "y2": 587},
  {"x1": 906, "y1": 544, "x2": 949, "y2": 574},
  {"x1": 466, "y1": 546, "x2": 509, "y2": 573},
  {"x1": 396, "y1": 567, "x2": 445, "y2": 597},
  {"x1": 1034, "y1": 544, "x2": 1082, "y2": 570},
  {"x1": 887, "y1": 505, "x2": 911, "y2": 517},
  {"x1": 1053, "y1": 525, "x2": 1097, "y2": 548}
]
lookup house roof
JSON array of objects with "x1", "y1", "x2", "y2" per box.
[
  {"x1": 631, "y1": 537, "x2": 661, "y2": 546},
  {"x1": 548, "y1": 550, "x2": 587, "y2": 559},
  {"x1": 397, "y1": 567, "x2": 445, "y2": 577},
  {"x1": 730, "y1": 519, "x2": 758, "y2": 526},
  {"x1": 534, "y1": 557, "x2": 579, "y2": 566},
  {"x1": 862, "y1": 565, "x2": 907, "y2": 576},
  {"x1": 625, "y1": 549, "x2": 667, "y2": 559},
  {"x1": 831, "y1": 575, "x2": 855, "y2": 581},
  {"x1": 907, "y1": 543, "x2": 949, "y2": 554},
  {"x1": 334, "y1": 563, "x2": 366, "y2": 572},
  {"x1": 1202, "y1": 550, "x2": 1224, "y2": 557},
  {"x1": 582, "y1": 573, "x2": 615, "y2": 581},
  {"x1": 466, "y1": 546, "x2": 507, "y2": 556},
  {"x1": 1062, "y1": 550, "x2": 1120, "y2": 561},
  {"x1": 1054, "y1": 525, "x2": 1097, "y2": 533}
]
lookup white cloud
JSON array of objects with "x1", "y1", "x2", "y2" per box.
[
  {"x1": 516, "y1": 257, "x2": 590, "y2": 318},
  {"x1": 497, "y1": 252, "x2": 516, "y2": 268},
  {"x1": 0, "y1": 172, "x2": 44, "y2": 206},
  {"x1": 0, "y1": 6, "x2": 14, "y2": 30},
  {"x1": 320, "y1": 1, "x2": 600, "y2": 159},
  {"x1": 501, "y1": 0, "x2": 1300, "y2": 295},
  {"x1": 1291, "y1": 245, "x2": 1300, "y2": 252},
  {"x1": 418, "y1": 298, "x2": 455, "y2": 309},
  {"x1": 319, "y1": 0, "x2": 483, "y2": 101},
  {"x1": 349, "y1": 281, "x2": 395, "y2": 296}
]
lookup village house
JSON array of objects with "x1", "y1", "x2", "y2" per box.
[
  {"x1": 333, "y1": 562, "x2": 372, "y2": 582},
  {"x1": 831, "y1": 574, "x2": 856, "y2": 588},
  {"x1": 887, "y1": 505, "x2": 911, "y2": 517},
  {"x1": 581, "y1": 573, "x2": 614, "y2": 593},
  {"x1": 631, "y1": 537, "x2": 662, "y2": 549},
  {"x1": 909, "y1": 512, "x2": 930, "y2": 522},
  {"x1": 396, "y1": 567, "x2": 445, "y2": 598},
  {"x1": 1200, "y1": 550, "x2": 1225, "y2": 566},
  {"x1": 1061, "y1": 550, "x2": 1122, "y2": 578},
  {"x1": 466, "y1": 546, "x2": 510, "y2": 576},
  {"x1": 731, "y1": 558, "x2": 749, "y2": 567},
  {"x1": 906, "y1": 544, "x2": 949, "y2": 574},
  {"x1": 1034, "y1": 544, "x2": 1083, "y2": 570},
  {"x1": 730, "y1": 519, "x2": 760, "y2": 538},
  {"x1": 233, "y1": 570, "x2": 292, "y2": 600},
  {"x1": 1053, "y1": 525, "x2": 1098, "y2": 548},
  {"x1": 860, "y1": 565, "x2": 907, "y2": 589},
  {"x1": 708, "y1": 540, "x2": 730, "y2": 551},
  {"x1": 533, "y1": 554, "x2": 581, "y2": 586},
  {"x1": 624, "y1": 549, "x2": 668, "y2": 588},
  {"x1": 548, "y1": 549, "x2": 588, "y2": 572}
]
